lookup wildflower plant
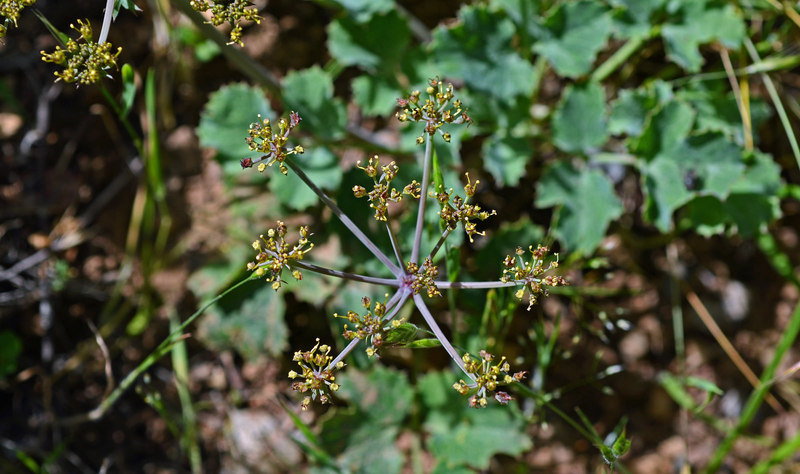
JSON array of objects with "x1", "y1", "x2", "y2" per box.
[
  {"x1": 40, "y1": 19, "x2": 122, "y2": 85},
  {"x1": 1, "y1": 0, "x2": 36, "y2": 38},
  {"x1": 189, "y1": 0, "x2": 261, "y2": 46},
  {"x1": 242, "y1": 78, "x2": 567, "y2": 409}
]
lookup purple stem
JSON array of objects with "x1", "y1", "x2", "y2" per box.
[
  {"x1": 292, "y1": 260, "x2": 401, "y2": 287},
  {"x1": 437, "y1": 280, "x2": 527, "y2": 290},
  {"x1": 413, "y1": 293, "x2": 475, "y2": 384}
]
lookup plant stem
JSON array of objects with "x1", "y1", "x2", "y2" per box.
[
  {"x1": 291, "y1": 260, "x2": 400, "y2": 286},
  {"x1": 384, "y1": 222, "x2": 406, "y2": 270},
  {"x1": 437, "y1": 280, "x2": 523, "y2": 290},
  {"x1": 98, "y1": 0, "x2": 115, "y2": 44},
  {"x1": 411, "y1": 139, "x2": 433, "y2": 265},
  {"x1": 591, "y1": 33, "x2": 648, "y2": 82},
  {"x1": 427, "y1": 228, "x2": 453, "y2": 262},
  {"x1": 286, "y1": 159, "x2": 402, "y2": 277},
  {"x1": 326, "y1": 288, "x2": 409, "y2": 369},
  {"x1": 55, "y1": 276, "x2": 256, "y2": 425},
  {"x1": 413, "y1": 293, "x2": 474, "y2": 383},
  {"x1": 704, "y1": 299, "x2": 800, "y2": 472},
  {"x1": 743, "y1": 37, "x2": 800, "y2": 172}
]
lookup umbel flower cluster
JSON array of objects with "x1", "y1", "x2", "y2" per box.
[
  {"x1": 1, "y1": 0, "x2": 36, "y2": 38},
  {"x1": 243, "y1": 77, "x2": 567, "y2": 409},
  {"x1": 190, "y1": 0, "x2": 261, "y2": 46},
  {"x1": 40, "y1": 19, "x2": 121, "y2": 85}
]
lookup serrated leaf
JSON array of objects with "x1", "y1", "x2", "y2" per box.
[
  {"x1": 197, "y1": 281, "x2": 288, "y2": 360},
  {"x1": 677, "y1": 86, "x2": 772, "y2": 145},
  {"x1": 609, "y1": 0, "x2": 666, "y2": 39},
  {"x1": 432, "y1": 5, "x2": 536, "y2": 101},
  {"x1": 352, "y1": 75, "x2": 402, "y2": 117},
  {"x1": 631, "y1": 100, "x2": 695, "y2": 160},
  {"x1": 482, "y1": 133, "x2": 533, "y2": 186},
  {"x1": 337, "y1": 366, "x2": 413, "y2": 424},
  {"x1": 643, "y1": 134, "x2": 782, "y2": 233},
  {"x1": 318, "y1": 367, "x2": 412, "y2": 473},
  {"x1": 552, "y1": 81, "x2": 609, "y2": 153},
  {"x1": 197, "y1": 83, "x2": 273, "y2": 171},
  {"x1": 661, "y1": 2, "x2": 746, "y2": 72},
  {"x1": 643, "y1": 159, "x2": 693, "y2": 231},
  {"x1": 533, "y1": 0, "x2": 612, "y2": 78},
  {"x1": 536, "y1": 162, "x2": 623, "y2": 254},
  {"x1": 114, "y1": 0, "x2": 141, "y2": 19},
  {"x1": 270, "y1": 147, "x2": 343, "y2": 211},
  {"x1": 328, "y1": 0, "x2": 394, "y2": 23},
  {"x1": 283, "y1": 67, "x2": 347, "y2": 141},
  {"x1": 609, "y1": 87, "x2": 658, "y2": 136},
  {"x1": 419, "y1": 372, "x2": 532, "y2": 470},
  {"x1": 328, "y1": 11, "x2": 411, "y2": 73}
]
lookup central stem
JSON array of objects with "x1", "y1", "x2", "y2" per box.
[{"x1": 410, "y1": 138, "x2": 433, "y2": 265}]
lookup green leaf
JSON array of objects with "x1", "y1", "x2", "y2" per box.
[
  {"x1": 643, "y1": 134, "x2": 782, "y2": 233},
  {"x1": 197, "y1": 83, "x2": 273, "y2": 173},
  {"x1": 609, "y1": 0, "x2": 666, "y2": 39},
  {"x1": 318, "y1": 367, "x2": 413, "y2": 473},
  {"x1": 630, "y1": 100, "x2": 695, "y2": 160},
  {"x1": 419, "y1": 372, "x2": 532, "y2": 470},
  {"x1": 432, "y1": 5, "x2": 536, "y2": 101},
  {"x1": 536, "y1": 162, "x2": 623, "y2": 254},
  {"x1": 197, "y1": 280, "x2": 288, "y2": 360},
  {"x1": 352, "y1": 75, "x2": 402, "y2": 116},
  {"x1": 677, "y1": 85, "x2": 772, "y2": 146},
  {"x1": 337, "y1": 366, "x2": 414, "y2": 424},
  {"x1": 533, "y1": 0, "x2": 613, "y2": 78},
  {"x1": 612, "y1": 428, "x2": 632, "y2": 458},
  {"x1": 552, "y1": 81, "x2": 609, "y2": 154},
  {"x1": 661, "y1": 2, "x2": 746, "y2": 72},
  {"x1": 642, "y1": 158, "x2": 693, "y2": 231},
  {"x1": 120, "y1": 63, "x2": 136, "y2": 116},
  {"x1": 327, "y1": 11, "x2": 411, "y2": 73},
  {"x1": 608, "y1": 87, "x2": 658, "y2": 136},
  {"x1": 482, "y1": 133, "x2": 533, "y2": 186},
  {"x1": 270, "y1": 147, "x2": 343, "y2": 211},
  {"x1": 0, "y1": 331, "x2": 22, "y2": 379},
  {"x1": 383, "y1": 322, "x2": 419, "y2": 345},
  {"x1": 283, "y1": 66, "x2": 347, "y2": 141},
  {"x1": 114, "y1": 0, "x2": 141, "y2": 19},
  {"x1": 404, "y1": 338, "x2": 442, "y2": 349},
  {"x1": 328, "y1": 0, "x2": 394, "y2": 23}
]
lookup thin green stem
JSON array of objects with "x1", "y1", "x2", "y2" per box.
[
  {"x1": 591, "y1": 34, "x2": 648, "y2": 83},
  {"x1": 750, "y1": 430, "x2": 800, "y2": 474},
  {"x1": 56, "y1": 275, "x2": 256, "y2": 425},
  {"x1": 743, "y1": 37, "x2": 800, "y2": 172},
  {"x1": 704, "y1": 299, "x2": 800, "y2": 472}
]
